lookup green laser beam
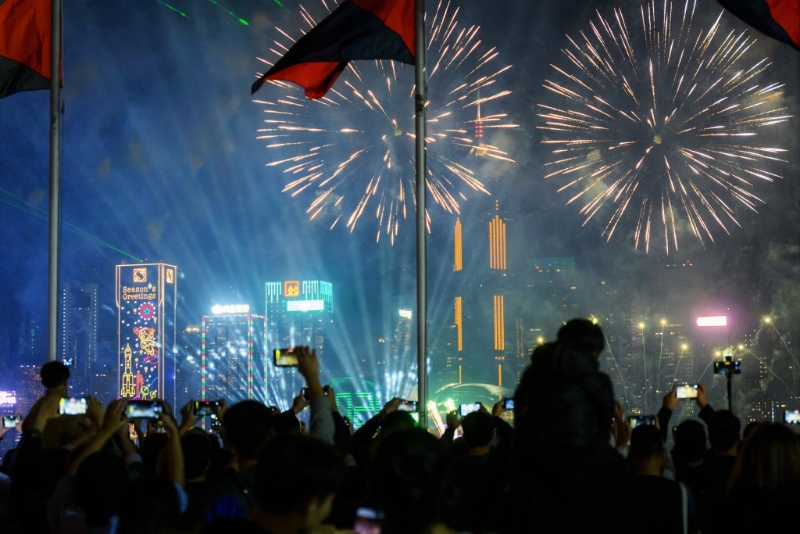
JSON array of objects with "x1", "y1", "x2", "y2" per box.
[{"x1": 0, "y1": 188, "x2": 143, "y2": 261}]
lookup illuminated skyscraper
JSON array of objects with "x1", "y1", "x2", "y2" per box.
[
  {"x1": 200, "y1": 305, "x2": 267, "y2": 405},
  {"x1": 452, "y1": 200, "x2": 511, "y2": 386},
  {"x1": 265, "y1": 280, "x2": 333, "y2": 405},
  {"x1": 116, "y1": 263, "x2": 178, "y2": 407},
  {"x1": 60, "y1": 283, "x2": 98, "y2": 381}
]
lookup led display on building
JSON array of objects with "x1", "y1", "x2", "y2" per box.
[{"x1": 116, "y1": 263, "x2": 178, "y2": 405}]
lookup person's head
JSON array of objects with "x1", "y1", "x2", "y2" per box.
[
  {"x1": 672, "y1": 419, "x2": 708, "y2": 464},
  {"x1": 253, "y1": 433, "x2": 346, "y2": 527},
  {"x1": 380, "y1": 409, "x2": 417, "y2": 435},
  {"x1": 460, "y1": 411, "x2": 495, "y2": 449},
  {"x1": 557, "y1": 318, "x2": 605, "y2": 356},
  {"x1": 181, "y1": 430, "x2": 212, "y2": 480},
  {"x1": 707, "y1": 409, "x2": 741, "y2": 453},
  {"x1": 629, "y1": 424, "x2": 665, "y2": 462},
  {"x1": 74, "y1": 449, "x2": 129, "y2": 527},
  {"x1": 372, "y1": 426, "x2": 456, "y2": 533},
  {"x1": 222, "y1": 399, "x2": 275, "y2": 461},
  {"x1": 140, "y1": 431, "x2": 169, "y2": 476},
  {"x1": 40, "y1": 360, "x2": 70, "y2": 389},
  {"x1": 727, "y1": 422, "x2": 800, "y2": 495}
]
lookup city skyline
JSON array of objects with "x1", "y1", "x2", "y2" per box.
[{"x1": 1, "y1": 0, "x2": 799, "y2": 432}]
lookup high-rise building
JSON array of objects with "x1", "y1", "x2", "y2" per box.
[
  {"x1": 60, "y1": 283, "x2": 98, "y2": 386},
  {"x1": 116, "y1": 263, "x2": 178, "y2": 407},
  {"x1": 200, "y1": 305, "x2": 267, "y2": 405},
  {"x1": 451, "y1": 200, "x2": 512, "y2": 386},
  {"x1": 265, "y1": 280, "x2": 333, "y2": 405},
  {"x1": 265, "y1": 280, "x2": 333, "y2": 353}
]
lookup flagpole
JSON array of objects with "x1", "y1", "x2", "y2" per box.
[
  {"x1": 414, "y1": 0, "x2": 428, "y2": 428},
  {"x1": 46, "y1": 0, "x2": 62, "y2": 362}
]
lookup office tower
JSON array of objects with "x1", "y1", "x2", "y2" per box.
[
  {"x1": 451, "y1": 200, "x2": 512, "y2": 386},
  {"x1": 200, "y1": 306, "x2": 267, "y2": 405},
  {"x1": 264, "y1": 280, "x2": 333, "y2": 406},
  {"x1": 116, "y1": 263, "x2": 178, "y2": 407},
  {"x1": 176, "y1": 325, "x2": 202, "y2": 408},
  {"x1": 60, "y1": 283, "x2": 98, "y2": 384},
  {"x1": 19, "y1": 314, "x2": 44, "y2": 365},
  {"x1": 265, "y1": 280, "x2": 333, "y2": 353}
]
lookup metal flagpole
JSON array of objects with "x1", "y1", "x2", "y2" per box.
[
  {"x1": 46, "y1": 0, "x2": 62, "y2": 362},
  {"x1": 414, "y1": 0, "x2": 428, "y2": 428}
]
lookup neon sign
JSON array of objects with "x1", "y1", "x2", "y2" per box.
[
  {"x1": 286, "y1": 300, "x2": 325, "y2": 312},
  {"x1": 211, "y1": 304, "x2": 250, "y2": 315},
  {"x1": 697, "y1": 316, "x2": 727, "y2": 327}
]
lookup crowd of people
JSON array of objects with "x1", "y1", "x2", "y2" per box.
[{"x1": 1, "y1": 317, "x2": 799, "y2": 534}]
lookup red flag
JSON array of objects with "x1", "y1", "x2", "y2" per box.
[
  {"x1": 252, "y1": 0, "x2": 415, "y2": 99},
  {"x1": 717, "y1": 0, "x2": 800, "y2": 50},
  {"x1": 0, "y1": 0, "x2": 56, "y2": 98}
]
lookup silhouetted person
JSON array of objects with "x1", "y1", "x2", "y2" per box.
[
  {"x1": 509, "y1": 320, "x2": 633, "y2": 533},
  {"x1": 628, "y1": 424, "x2": 697, "y2": 533}
]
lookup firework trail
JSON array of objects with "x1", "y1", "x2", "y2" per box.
[
  {"x1": 253, "y1": 0, "x2": 517, "y2": 244},
  {"x1": 538, "y1": 0, "x2": 791, "y2": 254}
]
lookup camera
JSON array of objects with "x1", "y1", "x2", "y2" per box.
[
  {"x1": 273, "y1": 348, "x2": 298, "y2": 367},
  {"x1": 675, "y1": 383, "x2": 699, "y2": 399},
  {"x1": 628, "y1": 415, "x2": 656, "y2": 428},
  {"x1": 2, "y1": 415, "x2": 20, "y2": 428},
  {"x1": 459, "y1": 402, "x2": 481, "y2": 417},
  {"x1": 784, "y1": 409, "x2": 800, "y2": 424},
  {"x1": 503, "y1": 398, "x2": 515, "y2": 410},
  {"x1": 193, "y1": 400, "x2": 220, "y2": 417},
  {"x1": 125, "y1": 399, "x2": 164, "y2": 420},
  {"x1": 714, "y1": 357, "x2": 741, "y2": 375},
  {"x1": 398, "y1": 400, "x2": 418, "y2": 412},
  {"x1": 59, "y1": 397, "x2": 88, "y2": 416}
]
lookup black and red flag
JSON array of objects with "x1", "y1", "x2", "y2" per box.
[
  {"x1": 717, "y1": 0, "x2": 800, "y2": 50},
  {"x1": 0, "y1": 0, "x2": 56, "y2": 98},
  {"x1": 251, "y1": 0, "x2": 415, "y2": 99}
]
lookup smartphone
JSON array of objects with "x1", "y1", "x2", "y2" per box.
[
  {"x1": 59, "y1": 397, "x2": 88, "y2": 416},
  {"x1": 459, "y1": 402, "x2": 481, "y2": 417},
  {"x1": 193, "y1": 400, "x2": 220, "y2": 416},
  {"x1": 503, "y1": 398, "x2": 515, "y2": 410},
  {"x1": 126, "y1": 400, "x2": 164, "y2": 419},
  {"x1": 629, "y1": 415, "x2": 656, "y2": 428},
  {"x1": 784, "y1": 409, "x2": 800, "y2": 424},
  {"x1": 2, "y1": 415, "x2": 20, "y2": 428},
  {"x1": 714, "y1": 360, "x2": 742, "y2": 374},
  {"x1": 675, "y1": 383, "x2": 699, "y2": 399},
  {"x1": 398, "y1": 400, "x2": 418, "y2": 412},
  {"x1": 301, "y1": 387, "x2": 309, "y2": 401},
  {"x1": 273, "y1": 348, "x2": 298, "y2": 367},
  {"x1": 354, "y1": 506, "x2": 383, "y2": 534}
]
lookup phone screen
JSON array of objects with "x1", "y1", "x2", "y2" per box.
[
  {"x1": 59, "y1": 397, "x2": 88, "y2": 416},
  {"x1": 398, "y1": 400, "x2": 418, "y2": 412},
  {"x1": 274, "y1": 348, "x2": 298, "y2": 367},
  {"x1": 784, "y1": 410, "x2": 800, "y2": 424},
  {"x1": 675, "y1": 384, "x2": 698, "y2": 399},
  {"x1": 459, "y1": 403, "x2": 481, "y2": 417},
  {"x1": 126, "y1": 400, "x2": 163, "y2": 419},
  {"x1": 2, "y1": 415, "x2": 19, "y2": 428},
  {"x1": 194, "y1": 400, "x2": 217, "y2": 416},
  {"x1": 354, "y1": 507, "x2": 383, "y2": 534},
  {"x1": 504, "y1": 398, "x2": 515, "y2": 410},
  {"x1": 629, "y1": 415, "x2": 656, "y2": 428}
]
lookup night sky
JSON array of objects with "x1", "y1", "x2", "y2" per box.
[{"x1": 1, "y1": 0, "x2": 798, "y2": 387}]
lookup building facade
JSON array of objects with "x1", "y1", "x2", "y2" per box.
[{"x1": 116, "y1": 263, "x2": 178, "y2": 407}]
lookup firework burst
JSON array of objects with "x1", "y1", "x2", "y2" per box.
[
  {"x1": 253, "y1": 0, "x2": 517, "y2": 244},
  {"x1": 538, "y1": 0, "x2": 791, "y2": 254}
]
